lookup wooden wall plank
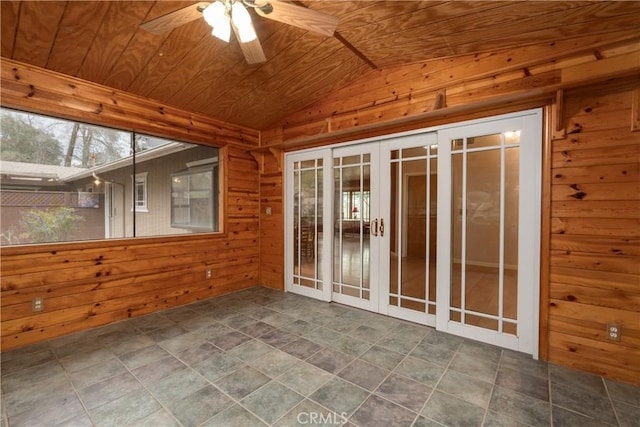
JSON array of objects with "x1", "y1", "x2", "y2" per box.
[
  {"x1": 550, "y1": 283, "x2": 640, "y2": 311},
  {"x1": 551, "y1": 217, "x2": 640, "y2": 238},
  {"x1": 552, "y1": 163, "x2": 639, "y2": 185},
  {"x1": 552, "y1": 200, "x2": 639, "y2": 219},
  {"x1": 550, "y1": 250, "x2": 639, "y2": 275},
  {"x1": 551, "y1": 235, "x2": 640, "y2": 256},
  {"x1": 548, "y1": 331, "x2": 639, "y2": 384},
  {"x1": 552, "y1": 182, "x2": 639, "y2": 202}
]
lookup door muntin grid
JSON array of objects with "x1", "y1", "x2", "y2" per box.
[
  {"x1": 333, "y1": 154, "x2": 371, "y2": 300},
  {"x1": 450, "y1": 131, "x2": 520, "y2": 334},
  {"x1": 388, "y1": 145, "x2": 438, "y2": 315},
  {"x1": 292, "y1": 159, "x2": 323, "y2": 290}
]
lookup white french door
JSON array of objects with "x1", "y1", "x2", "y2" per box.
[
  {"x1": 331, "y1": 144, "x2": 380, "y2": 312},
  {"x1": 285, "y1": 110, "x2": 541, "y2": 355},
  {"x1": 285, "y1": 150, "x2": 332, "y2": 301},
  {"x1": 379, "y1": 132, "x2": 439, "y2": 326},
  {"x1": 437, "y1": 111, "x2": 541, "y2": 355}
]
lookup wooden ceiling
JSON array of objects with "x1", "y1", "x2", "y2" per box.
[{"x1": 1, "y1": 1, "x2": 639, "y2": 130}]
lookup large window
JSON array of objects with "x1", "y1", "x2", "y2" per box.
[{"x1": 0, "y1": 108, "x2": 221, "y2": 246}]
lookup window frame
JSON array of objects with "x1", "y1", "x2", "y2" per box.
[
  {"x1": 170, "y1": 163, "x2": 218, "y2": 231},
  {"x1": 0, "y1": 107, "x2": 226, "y2": 247},
  {"x1": 132, "y1": 172, "x2": 149, "y2": 213}
]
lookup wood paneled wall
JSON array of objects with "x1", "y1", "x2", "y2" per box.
[
  {"x1": 268, "y1": 31, "x2": 639, "y2": 147},
  {"x1": 258, "y1": 140, "x2": 284, "y2": 290},
  {"x1": 548, "y1": 86, "x2": 640, "y2": 385},
  {"x1": 0, "y1": 59, "x2": 261, "y2": 351},
  {"x1": 259, "y1": 36, "x2": 640, "y2": 384}
]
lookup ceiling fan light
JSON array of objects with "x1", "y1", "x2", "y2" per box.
[
  {"x1": 203, "y1": 2, "x2": 231, "y2": 42},
  {"x1": 212, "y1": 21, "x2": 231, "y2": 42},
  {"x1": 231, "y1": 2, "x2": 257, "y2": 43}
]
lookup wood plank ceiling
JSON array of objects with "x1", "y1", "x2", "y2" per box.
[{"x1": 1, "y1": 1, "x2": 639, "y2": 130}]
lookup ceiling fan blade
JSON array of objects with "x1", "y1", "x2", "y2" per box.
[
  {"x1": 140, "y1": 2, "x2": 211, "y2": 35},
  {"x1": 255, "y1": 1, "x2": 338, "y2": 37},
  {"x1": 231, "y1": 25, "x2": 266, "y2": 64}
]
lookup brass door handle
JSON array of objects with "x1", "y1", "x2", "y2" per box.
[{"x1": 371, "y1": 219, "x2": 378, "y2": 237}]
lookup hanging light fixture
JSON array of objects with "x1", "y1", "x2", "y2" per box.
[
  {"x1": 202, "y1": 1, "x2": 231, "y2": 42},
  {"x1": 201, "y1": 1, "x2": 257, "y2": 44}
]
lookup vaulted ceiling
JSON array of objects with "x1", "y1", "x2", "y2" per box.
[{"x1": 1, "y1": 1, "x2": 639, "y2": 130}]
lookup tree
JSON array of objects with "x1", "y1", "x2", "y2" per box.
[
  {"x1": 69, "y1": 124, "x2": 130, "y2": 168},
  {"x1": 0, "y1": 113, "x2": 63, "y2": 165},
  {"x1": 64, "y1": 123, "x2": 80, "y2": 167},
  {"x1": 20, "y1": 207, "x2": 84, "y2": 243}
]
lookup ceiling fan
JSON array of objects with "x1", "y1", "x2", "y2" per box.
[{"x1": 140, "y1": 0, "x2": 339, "y2": 64}]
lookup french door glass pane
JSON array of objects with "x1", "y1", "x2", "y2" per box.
[
  {"x1": 293, "y1": 159, "x2": 323, "y2": 290},
  {"x1": 293, "y1": 168, "x2": 300, "y2": 283},
  {"x1": 428, "y1": 157, "x2": 438, "y2": 314},
  {"x1": 465, "y1": 149, "x2": 500, "y2": 319},
  {"x1": 451, "y1": 152, "x2": 463, "y2": 313},
  {"x1": 450, "y1": 131, "x2": 520, "y2": 334},
  {"x1": 388, "y1": 146, "x2": 436, "y2": 315},
  {"x1": 333, "y1": 155, "x2": 370, "y2": 300}
]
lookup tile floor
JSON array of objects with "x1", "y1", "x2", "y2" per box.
[{"x1": 1, "y1": 286, "x2": 638, "y2": 427}]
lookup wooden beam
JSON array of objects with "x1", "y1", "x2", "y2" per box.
[
  {"x1": 334, "y1": 31, "x2": 378, "y2": 70},
  {"x1": 561, "y1": 52, "x2": 640, "y2": 86},
  {"x1": 270, "y1": 89, "x2": 556, "y2": 151}
]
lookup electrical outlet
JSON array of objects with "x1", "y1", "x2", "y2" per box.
[
  {"x1": 32, "y1": 297, "x2": 44, "y2": 312},
  {"x1": 205, "y1": 269, "x2": 212, "y2": 279},
  {"x1": 607, "y1": 323, "x2": 621, "y2": 341},
  {"x1": 266, "y1": 206, "x2": 272, "y2": 215}
]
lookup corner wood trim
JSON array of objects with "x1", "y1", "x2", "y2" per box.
[
  {"x1": 552, "y1": 89, "x2": 566, "y2": 140},
  {"x1": 249, "y1": 147, "x2": 282, "y2": 173}
]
